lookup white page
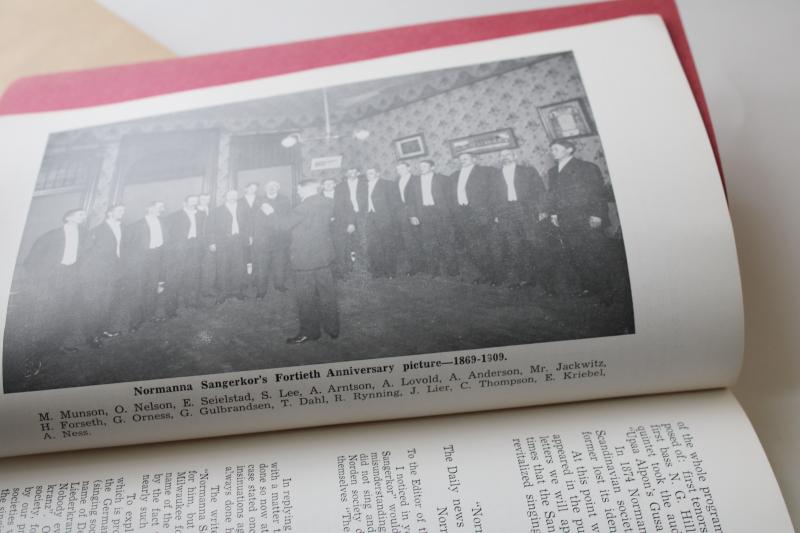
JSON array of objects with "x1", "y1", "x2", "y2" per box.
[
  {"x1": 0, "y1": 390, "x2": 791, "y2": 531},
  {"x1": 0, "y1": 15, "x2": 742, "y2": 456}
]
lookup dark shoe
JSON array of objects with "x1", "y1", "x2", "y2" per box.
[
  {"x1": 101, "y1": 330, "x2": 121, "y2": 338},
  {"x1": 88, "y1": 336, "x2": 103, "y2": 349},
  {"x1": 256, "y1": 291, "x2": 267, "y2": 300},
  {"x1": 59, "y1": 345, "x2": 79, "y2": 354},
  {"x1": 285, "y1": 335, "x2": 318, "y2": 344},
  {"x1": 328, "y1": 331, "x2": 340, "y2": 340},
  {"x1": 275, "y1": 285, "x2": 288, "y2": 293},
  {"x1": 234, "y1": 293, "x2": 246, "y2": 301}
]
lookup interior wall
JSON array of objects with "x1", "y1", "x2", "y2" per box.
[
  {"x1": 308, "y1": 54, "x2": 608, "y2": 182},
  {"x1": 121, "y1": 175, "x2": 205, "y2": 222}
]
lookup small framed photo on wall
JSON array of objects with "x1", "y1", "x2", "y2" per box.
[
  {"x1": 393, "y1": 133, "x2": 427, "y2": 160},
  {"x1": 447, "y1": 128, "x2": 518, "y2": 157},
  {"x1": 538, "y1": 98, "x2": 596, "y2": 140}
]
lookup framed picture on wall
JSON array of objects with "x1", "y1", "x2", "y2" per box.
[
  {"x1": 393, "y1": 133, "x2": 427, "y2": 160},
  {"x1": 537, "y1": 98, "x2": 596, "y2": 140},
  {"x1": 447, "y1": 128, "x2": 518, "y2": 157},
  {"x1": 310, "y1": 155, "x2": 343, "y2": 171}
]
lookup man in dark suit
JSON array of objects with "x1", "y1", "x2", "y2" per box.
[
  {"x1": 196, "y1": 193, "x2": 216, "y2": 296},
  {"x1": 363, "y1": 167, "x2": 401, "y2": 278},
  {"x1": 261, "y1": 181, "x2": 291, "y2": 292},
  {"x1": 126, "y1": 200, "x2": 167, "y2": 331},
  {"x1": 451, "y1": 152, "x2": 499, "y2": 284},
  {"x1": 321, "y1": 177, "x2": 337, "y2": 200},
  {"x1": 332, "y1": 167, "x2": 364, "y2": 278},
  {"x1": 165, "y1": 195, "x2": 202, "y2": 316},
  {"x1": 208, "y1": 189, "x2": 247, "y2": 302},
  {"x1": 547, "y1": 139, "x2": 611, "y2": 299},
  {"x1": 24, "y1": 208, "x2": 88, "y2": 353},
  {"x1": 493, "y1": 149, "x2": 548, "y2": 288},
  {"x1": 394, "y1": 162, "x2": 424, "y2": 276},
  {"x1": 262, "y1": 179, "x2": 339, "y2": 344},
  {"x1": 239, "y1": 182, "x2": 261, "y2": 274},
  {"x1": 413, "y1": 159, "x2": 459, "y2": 277},
  {"x1": 82, "y1": 204, "x2": 126, "y2": 347}
]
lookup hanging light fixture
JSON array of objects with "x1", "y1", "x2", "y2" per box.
[
  {"x1": 280, "y1": 133, "x2": 301, "y2": 148},
  {"x1": 280, "y1": 88, "x2": 370, "y2": 147}
]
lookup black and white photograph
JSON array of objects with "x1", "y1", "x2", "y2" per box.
[{"x1": 2, "y1": 51, "x2": 634, "y2": 393}]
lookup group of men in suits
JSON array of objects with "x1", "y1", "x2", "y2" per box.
[
  {"x1": 20, "y1": 139, "x2": 617, "y2": 355},
  {"x1": 323, "y1": 140, "x2": 614, "y2": 298},
  {"x1": 22, "y1": 181, "x2": 298, "y2": 353}
]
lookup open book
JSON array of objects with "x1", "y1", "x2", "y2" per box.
[{"x1": 0, "y1": 8, "x2": 793, "y2": 532}]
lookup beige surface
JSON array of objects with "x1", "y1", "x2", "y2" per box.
[{"x1": 0, "y1": 0, "x2": 172, "y2": 95}]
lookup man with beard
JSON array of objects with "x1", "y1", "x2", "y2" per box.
[
  {"x1": 165, "y1": 195, "x2": 203, "y2": 316},
  {"x1": 493, "y1": 149, "x2": 547, "y2": 288},
  {"x1": 209, "y1": 190, "x2": 247, "y2": 302},
  {"x1": 24, "y1": 208, "x2": 89, "y2": 354},
  {"x1": 262, "y1": 179, "x2": 339, "y2": 344},
  {"x1": 126, "y1": 200, "x2": 167, "y2": 331},
  {"x1": 82, "y1": 204, "x2": 126, "y2": 348}
]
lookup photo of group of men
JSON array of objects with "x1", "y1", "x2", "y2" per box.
[
  {"x1": 324, "y1": 143, "x2": 622, "y2": 298},
  {"x1": 2, "y1": 52, "x2": 635, "y2": 392},
  {"x1": 7, "y1": 136, "x2": 629, "y2": 375}
]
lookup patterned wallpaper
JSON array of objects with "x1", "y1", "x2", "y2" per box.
[
  {"x1": 307, "y1": 53, "x2": 609, "y2": 184},
  {"x1": 40, "y1": 52, "x2": 611, "y2": 231}
]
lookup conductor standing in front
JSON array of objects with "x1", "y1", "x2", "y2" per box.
[{"x1": 262, "y1": 179, "x2": 340, "y2": 344}]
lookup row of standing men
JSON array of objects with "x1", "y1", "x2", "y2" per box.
[
  {"x1": 20, "y1": 139, "x2": 614, "y2": 353},
  {"x1": 22, "y1": 181, "x2": 294, "y2": 352},
  {"x1": 322, "y1": 143, "x2": 614, "y2": 293}
]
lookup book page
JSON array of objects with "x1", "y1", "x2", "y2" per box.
[
  {"x1": 0, "y1": 390, "x2": 790, "y2": 531},
  {"x1": 0, "y1": 15, "x2": 742, "y2": 456}
]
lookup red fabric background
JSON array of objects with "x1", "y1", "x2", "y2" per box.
[{"x1": 0, "y1": 0, "x2": 720, "y2": 175}]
